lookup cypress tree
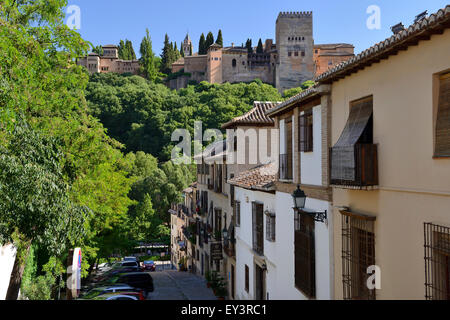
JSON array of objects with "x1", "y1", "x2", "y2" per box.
[
  {"x1": 161, "y1": 34, "x2": 172, "y2": 73},
  {"x1": 245, "y1": 39, "x2": 253, "y2": 53},
  {"x1": 125, "y1": 40, "x2": 136, "y2": 60},
  {"x1": 189, "y1": 43, "x2": 193, "y2": 56},
  {"x1": 205, "y1": 32, "x2": 214, "y2": 51},
  {"x1": 140, "y1": 28, "x2": 158, "y2": 81},
  {"x1": 216, "y1": 29, "x2": 223, "y2": 47},
  {"x1": 256, "y1": 38, "x2": 264, "y2": 54},
  {"x1": 199, "y1": 33, "x2": 206, "y2": 55},
  {"x1": 180, "y1": 42, "x2": 184, "y2": 57}
]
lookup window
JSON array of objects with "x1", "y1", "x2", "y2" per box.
[
  {"x1": 214, "y1": 208, "x2": 222, "y2": 236},
  {"x1": 232, "y1": 59, "x2": 237, "y2": 67},
  {"x1": 234, "y1": 201, "x2": 241, "y2": 227},
  {"x1": 265, "y1": 212, "x2": 276, "y2": 242},
  {"x1": 230, "y1": 174, "x2": 235, "y2": 207},
  {"x1": 294, "y1": 212, "x2": 315, "y2": 298},
  {"x1": 299, "y1": 110, "x2": 313, "y2": 152},
  {"x1": 331, "y1": 96, "x2": 377, "y2": 188},
  {"x1": 341, "y1": 211, "x2": 376, "y2": 300},
  {"x1": 288, "y1": 52, "x2": 292, "y2": 57},
  {"x1": 301, "y1": 51, "x2": 305, "y2": 57},
  {"x1": 315, "y1": 49, "x2": 318, "y2": 54},
  {"x1": 245, "y1": 265, "x2": 250, "y2": 292},
  {"x1": 252, "y1": 202, "x2": 264, "y2": 255},
  {"x1": 424, "y1": 222, "x2": 450, "y2": 300},
  {"x1": 280, "y1": 118, "x2": 293, "y2": 180},
  {"x1": 294, "y1": 51, "x2": 299, "y2": 57},
  {"x1": 435, "y1": 72, "x2": 450, "y2": 157}
]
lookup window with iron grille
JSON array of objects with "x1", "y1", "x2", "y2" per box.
[
  {"x1": 435, "y1": 72, "x2": 450, "y2": 157},
  {"x1": 265, "y1": 212, "x2": 276, "y2": 242},
  {"x1": 424, "y1": 222, "x2": 450, "y2": 300},
  {"x1": 294, "y1": 211, "x2": 315, "y2": 298},
  {"x1": 245, "y1": 265, "x2": 250, "y2": 292},
  {"x1": 299, "y1": 110, "x2": 313, "y2": 152},
  {"x1": 252, "y1": 202, "x2": 264, "y2": 255},
  {"x1": 341, "y1": 211, "x2": 376, "y2": 300},
  {"x1": 234, "y1": 201, "x2": 241, "y2": 227}
]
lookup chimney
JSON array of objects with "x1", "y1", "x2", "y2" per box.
[
  {"x1": 391, "y1": 22, "x2": 405, "y2": 35},
  {"x1": 414, "y1": 10, "x2": 428, "y2": 23}
]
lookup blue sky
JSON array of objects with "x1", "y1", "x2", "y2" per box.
[{"x1": 67, "y1": 0, "x2": 448, "y2": 57}]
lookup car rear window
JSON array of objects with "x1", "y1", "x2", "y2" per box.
[{"x1": 122, "y1": 262, "x2": 137, "y2": 267}]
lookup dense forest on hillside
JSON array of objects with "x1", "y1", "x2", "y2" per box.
[{"x1": 85, "y1": 73, "x2": 286, "y2": 161}]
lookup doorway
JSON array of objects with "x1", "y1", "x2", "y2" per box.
[{"x1": 255, "y1": 264, "x2": 265, "y2": 300}]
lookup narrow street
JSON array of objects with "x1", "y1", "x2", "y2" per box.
[{"x1": 147, "y1": 271, "x2": 217, "y2": 300}]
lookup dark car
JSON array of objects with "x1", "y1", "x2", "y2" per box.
[
  {"x1": 91, "y1": 265, "x2": 141, "y2": 284},
  {"x1": 142, "y1": 261, "x2": 156, "y2": 272},
  {"x1": 104, "y1": 272, "x2": 154, "y2": 296}
]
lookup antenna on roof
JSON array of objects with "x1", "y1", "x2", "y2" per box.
[
  {"x1": 391, "y1": 22, "x2": 405, "y2": 35},
  {"x1": 414, "y1": 10, "x2": 428, "y2": 23}
]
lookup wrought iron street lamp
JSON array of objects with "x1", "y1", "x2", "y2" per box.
[{"x1": 291, "y1": 185, "x2": 327, "y2": 223}]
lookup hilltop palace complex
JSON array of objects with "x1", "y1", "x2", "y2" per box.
[{"x1": 78, "y1": 12, "x2": 355, "y2": 92}]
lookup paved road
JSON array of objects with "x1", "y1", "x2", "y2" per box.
[{"x1": 148, "y1": 270, "x2": 217, "y2": 300}]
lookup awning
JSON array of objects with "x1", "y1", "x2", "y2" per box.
[{"x1": 331, "y1": 97, "x2": 373, "y2": 181}]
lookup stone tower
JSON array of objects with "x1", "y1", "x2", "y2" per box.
[
  {"x1": 183, "y1": 34, "x2": 192, "y2": 57},
  {"x1": 275, "y1": 12, "x2": 314, "y2": 92}
]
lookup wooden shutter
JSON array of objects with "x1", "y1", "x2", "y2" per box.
[
  {"x1": 306, "y1": 111, "x2": 313, "y2": 152},
  {"x1": 286, "y1": 119, "x2": 293, "y2": 179},
  {"x1": 245, "y1": 265, "x2": 249, "y2": 292},
  {"x1": 299, "y1": 114, "x2": 306, "y2": 152},
  {"x1": 436, "y1": 73, "x2": 450, "y2": 156},
  {"x1": 252, "y1": 202, "x2": 257, "y2": 251},
  {"x1": 294, "y1": 214, "x2": 315, "y2": 298}
]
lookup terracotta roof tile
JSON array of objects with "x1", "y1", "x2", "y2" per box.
[
  {"x1": 221, "y1": 102, "x2": 281, "y2": 129},
  {"x1": 228, "y1": 162, "x2": 277, "y2": 191},
  {"x1": 316, "y1": 5, "x2": 450, "y2": 83},
  {"x1": 266, "y1": 86, "x2": 319, "y2": 117}
]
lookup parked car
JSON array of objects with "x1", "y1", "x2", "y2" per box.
[
  {"x1": 91, "y1": 292, "x2": 141, "y2": 300},
  {"x1": 123, "y1": 256, "x2": 138, "y2": 262},
  {"x1": 102, "y1": 272, "x2": 154, "y2": 297},
  {"x1": 142, "y1": 261, "x2": 156, "y2": 272},
  {"x1": 91, "y1": 264, "x2": 140, "y2": 283},
  {"x1": 78, "y1": 284, "x2": 137, "y2": 300}
]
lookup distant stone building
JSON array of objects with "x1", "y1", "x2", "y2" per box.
[
  {"x1": 170, "y1": 12, "x2": 355, "y2": 92},
  {"x1": 182, "y1": 34, "x2": 193, "y2": 57},
  {"x1": 77, "y1": 44, "x2": 140, "y2": 75}
]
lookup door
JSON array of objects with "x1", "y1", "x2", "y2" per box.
[
  {"x1": 231, "y1": 264, "x2": 235, "y2": 299},
  {"x1": 255, "y1": 264, "x2": 265, "y2": 300}
]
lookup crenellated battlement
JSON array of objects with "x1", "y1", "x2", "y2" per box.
[{"x1": 277, "y1": 11, "x2": 313, "y2": 19}]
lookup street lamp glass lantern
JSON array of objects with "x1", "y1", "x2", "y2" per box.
[
  {"x1": 292, "y1": 185, "x2": 306, "y2": 210},
  {"x1": 222, "y1": 227, "x2": 228, "y2": 240}
]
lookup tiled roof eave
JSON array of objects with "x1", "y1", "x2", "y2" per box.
[
  {"x1": 316, "y1": 5, "x2": 450, "y2": 83},
  {"x1": 266, "y1": 87, "x2": 320, "y2": 118}
]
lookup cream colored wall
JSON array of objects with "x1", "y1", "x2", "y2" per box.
[{"x1": 331, "y1": 29, "x2": 450, "y2": 300}]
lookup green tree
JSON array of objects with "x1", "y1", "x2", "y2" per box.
[
  {"x1": 180, "y1": 42, "x2": 184, "y2": 57},
  {"x1": 198, "y1": 33, "x2": 206, "y2": 55},
  {"x1": 0, "y1": 122, "x2": 88, "y2": 300},
  {"x1": 161, "y1": 34, "x2": 173, "y2": 74},
  {"x1": 256, "y1": 38, "x2": 264, "y2": 53},
  {"x1": 216, "y1": 30, "x2": 223, "y2": 46},
  {"x1": 205, "y1": 32, "x2": 214, "y2": 51},
  {"x1": 92, "y1": 45, "x2": 104, "y2": 56},
  {"x1": 246, "y1": 39, "x2": 253, "y2": 53},
  {"x1": 140, "y1": 28, "x2": 158, "y2": 81}
]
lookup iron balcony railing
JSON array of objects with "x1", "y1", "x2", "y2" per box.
[{"x1": 279, "y1": 153, "x2": 293, "y2": 180}]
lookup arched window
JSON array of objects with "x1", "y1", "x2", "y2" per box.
[{"x1": 232, "y1": 59, "x2": 237, "y2": 67}]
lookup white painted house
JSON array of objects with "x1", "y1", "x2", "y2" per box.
[
  {"x1": 264, "y1": 85, "x2": 334, "y2": 300},
  {"x1": 0, "y1": 244, "x2": 16, "y2": 300}
]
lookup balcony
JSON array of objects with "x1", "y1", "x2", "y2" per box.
[
  {"x1": 330, "y1": 144, "x2": 378, "y2": 189},
  {"x1": 223, "y1": 240, "x2": 236, "y2": 258},
  {"x1": 279, "y1": 153, "x2": 292, "y2": 181}
]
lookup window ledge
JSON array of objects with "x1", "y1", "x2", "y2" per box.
[{"x1": 433, "y1": 155, "x2": 450, "y2": 159}]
